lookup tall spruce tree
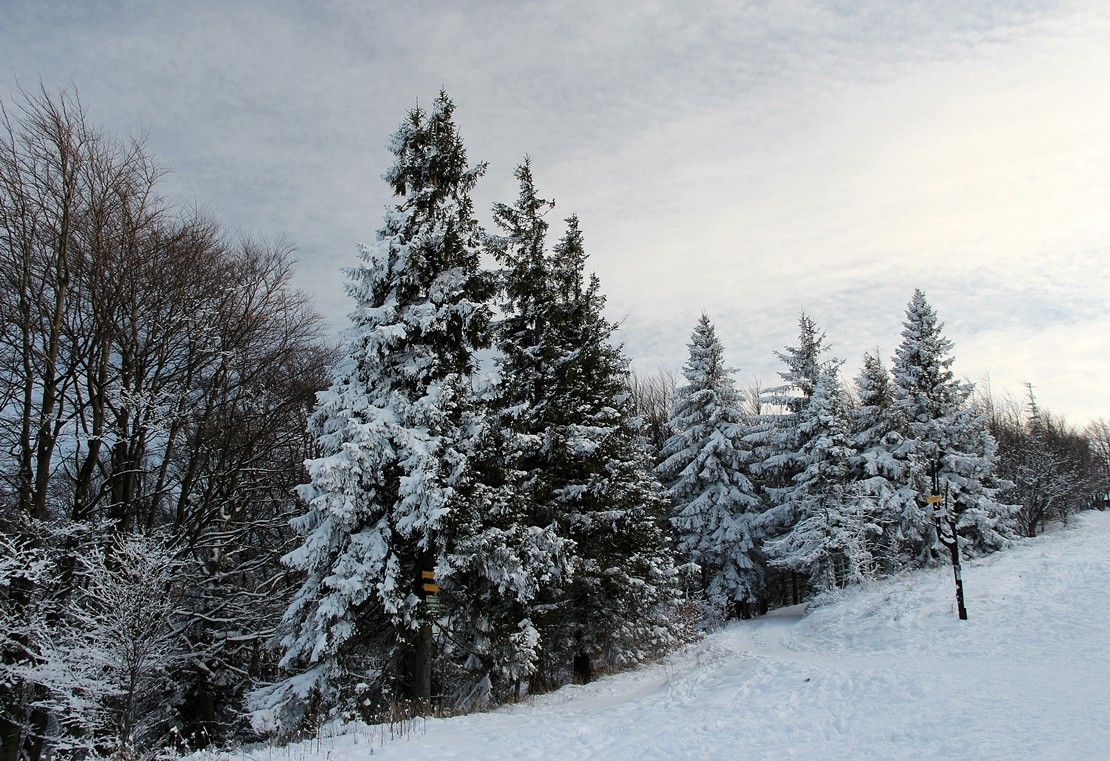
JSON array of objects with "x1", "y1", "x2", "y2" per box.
[
  {"x1": 540, "y1": 217, "x2": 683, "y2": 684},
  {"x1": 850, "y1": 351, "x2": 916, "y2": 572},
  {"x1": 762, "y1": 366, "x2": 874, "y2": 595},
  {"x1": 452, "y1": 158, "x2": 574, "y2": 703},
  {"x1": 889, "y1": 290, "x2": 1014, "y2": 561},
  {"x1": 657, "y1": 315, "x2": 762, "y2": 617},
  {"x1": 487, "y1": 158, "x2": 562, "y2": 515},
  {"x1": 253, "y1": 93, "x2": 495, "y2": 730},
  {"x1": 755, "y1": 313, "x2": 834, "y2": 530},
  {"x1": 752, "y1": 313, "x2": 836, "y2": 606}
]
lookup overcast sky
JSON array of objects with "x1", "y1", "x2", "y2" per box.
[{"x1": 3, "y1": 1, "x2": 1108, "y2": 424}]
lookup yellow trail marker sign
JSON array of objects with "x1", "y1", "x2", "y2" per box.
[
  {"x1": 926, "y1": 495, "x2": 942, "y2": 504},
  {"x1": 423, "y1": 583, "x2": 440, "y2": 594},
  {"x1": 422, "y1": 570, "x2": 435, "y2": 579}
]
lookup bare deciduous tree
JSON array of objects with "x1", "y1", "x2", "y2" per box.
[
  {"x1": 0, "y1": 85, "x2": 332, "y2": 759},
  {"x1": 626, "y1": 369, "x2": 678, "y2": 457},
  {"x1": 986, "y1": 386, "x2": 1101, "y2": 537}
]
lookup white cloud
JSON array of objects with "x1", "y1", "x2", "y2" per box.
[{"x1": 1, "y1": 0, "x2": 1106, "y2": 423}]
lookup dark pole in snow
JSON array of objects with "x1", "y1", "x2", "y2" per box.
[
  {"x1": 945, "y1": 516, "x2": 968, "y2": 620},
  {"x1": 932, "y1": 469, "x2": 968, "y2": 620}
]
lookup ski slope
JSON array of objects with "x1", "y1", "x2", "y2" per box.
[{"x1": 221, "y1": 511, "x2": 1110, "y2": 760}]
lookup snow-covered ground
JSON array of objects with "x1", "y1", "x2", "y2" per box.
[{"x1": 214, "y1": 511, "x2": 1110, "y2": 760}]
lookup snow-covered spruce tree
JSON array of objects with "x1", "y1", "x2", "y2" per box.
[
  {"x1": 657, "y1": 314, "x2": 762, "y2": 618},
  {"x1": 889, "y1": 290, "x2": 1014, "y2": 561},
  {"x1": 754, "y1": 313, "x2": 832, "y2": 491},
  {"x1": 486, "y1": 158, "x2": 565, "y2": 519},
  {"x1": 762, "y1": 365, "x2": 876, "y2": 596},
  {"x1": 439, "y1": 159, "x2": 573, "y2": 706},
  {"x1": 753, "y1": 316, "x2": 830, "y2": 525},
  {"x1": 251, "y1": 93, "x2": 496, "y2": 731},
  {"x1": 540, "y1": 216, "x2": 683, "y2": 685},
  {"x1": 765, "y1": 313, "x2": 829, "y2": 416},
  {"x1": 752, "y1": 313, "x2": 835, "y2": 606},
  {"x1": 850, "y1": 351, "x2": 916, "y2": 574}
]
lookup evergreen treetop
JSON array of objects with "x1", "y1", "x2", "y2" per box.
[{"x1": 766, "y1": 312, "x2": 830, "y2": 415}]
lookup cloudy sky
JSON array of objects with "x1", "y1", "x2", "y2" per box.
[{"x1": 3, "y1": 1, "x2": 1108, "y2": 424}]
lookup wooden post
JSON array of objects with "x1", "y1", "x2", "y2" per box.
[{"x1": 412, "y1": 557, "x2": 435, "y2": 711}]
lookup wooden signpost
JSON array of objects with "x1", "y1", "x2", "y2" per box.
[{"x1": 422, "y1": 570, "x2": 441, "y2": 615}]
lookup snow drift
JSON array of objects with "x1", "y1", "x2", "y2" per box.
[{"x1": 211, "y1": 511, "x2": 1110, "y2": 760}]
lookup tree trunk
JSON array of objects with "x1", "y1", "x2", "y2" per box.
[
  {"x1": 572, "y1": 652, "x2": 592, "y2": 685},
  {"x1": 572, "y1": 630, "x2": 592, "y2": 685},
  {"x1": 0, "y1": 715, "x2": 22, "y2": 761},
  {"x1": 411, "y1": 621, "x2": 434, "y2": 712}
]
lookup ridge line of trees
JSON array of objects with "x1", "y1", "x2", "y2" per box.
[{"x1": 651, "y1": 303, "x2": 1108, "y2": 614}]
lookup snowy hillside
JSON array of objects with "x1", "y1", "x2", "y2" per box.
[{"x1": 218, "y1": 512, "x2": 1110, "y2": 761}]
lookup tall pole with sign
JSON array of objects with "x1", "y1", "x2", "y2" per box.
[{"x1": 412, "y1": 554, "x2": 437, "y2": 709}]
